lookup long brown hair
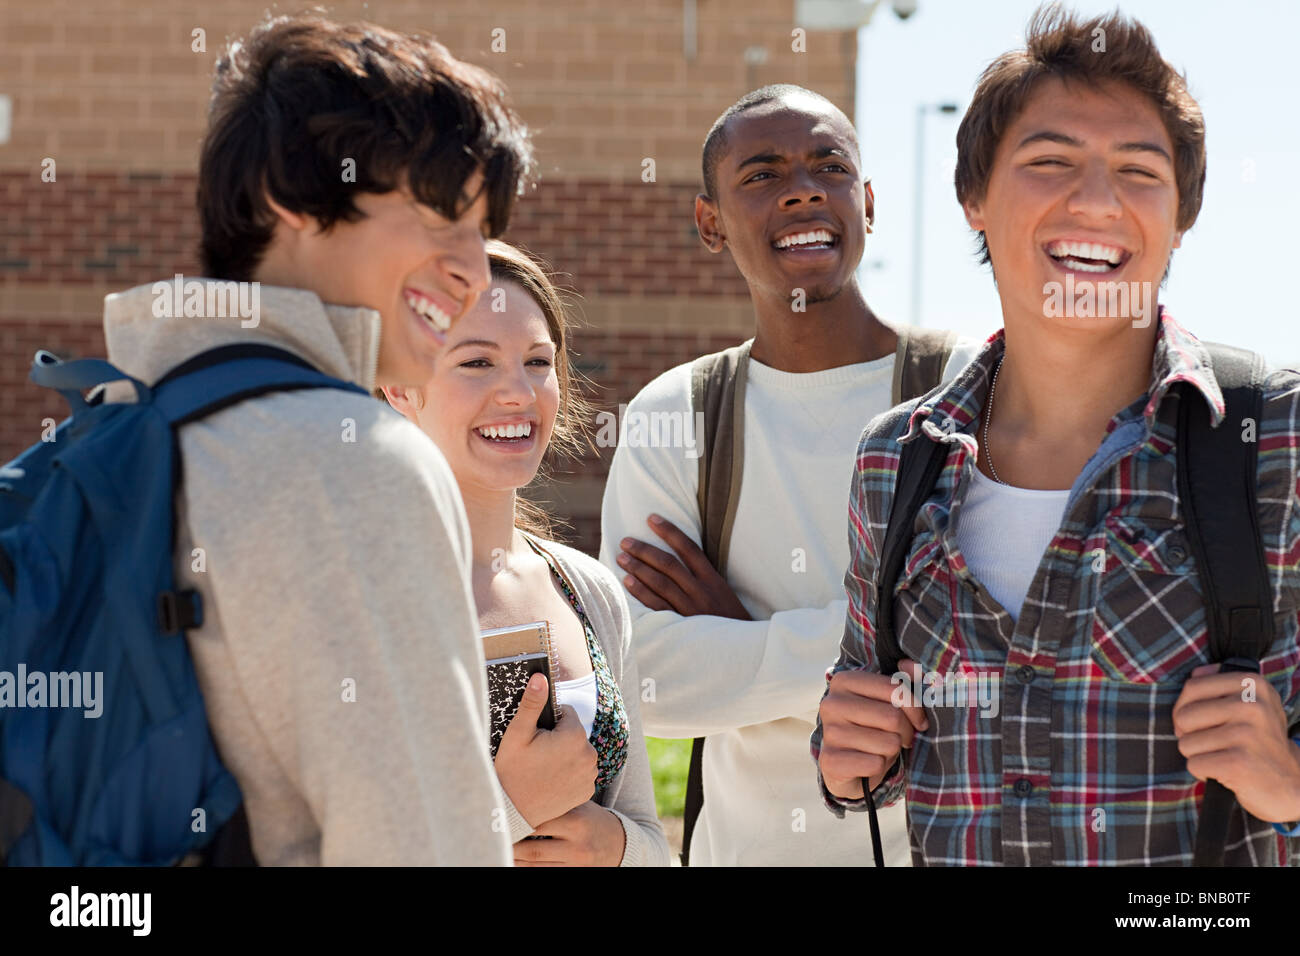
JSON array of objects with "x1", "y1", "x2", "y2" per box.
[{"x1": 483, "y1": 239, "x2": 595, "y2": 541}]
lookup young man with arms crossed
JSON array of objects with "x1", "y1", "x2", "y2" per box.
[
  {"x1": 103, "y1": 14, "x2": 536, "y2": 864},
  {"x1": 813, "y1": 6, "x2": 1300, "y2": 865},
  {"x1": 601, "y1": 85, "x2": 976, "y2": 865}
]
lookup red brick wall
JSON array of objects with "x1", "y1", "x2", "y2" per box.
[
  {"x1": 0, "y1": 316, "x2": 105, "y2": 447},
  {"x1": 1, "y1": 0, "x2": 857, "y2": 556},
  {"x1": 0, "y1": 171, "x2": 201, "y2": 286},
  {"x1": 0, "y1": 170, "x2": 753, "y2": 294},
  {"x1": 0, "y1": 167, "x2": 752, "y2": 553}
]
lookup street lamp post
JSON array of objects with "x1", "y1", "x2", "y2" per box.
[{"x1": 911, "y1": 101, "x2": 958, "y2": 327}]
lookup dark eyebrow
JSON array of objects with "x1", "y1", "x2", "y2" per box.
[
  {"x1": 449, "y1": 339, "x2": 554, "y2": 352},
  {"x1": 1016, "y1": 130, "x2": 1172, "y2": 163},
  {"x1": 1015, "y1": 130, "x2": 1085, "y2": 150},
  {"x1": 737, "y1": 151, "x2": 784, "y2": 171},
  {"x1": 1116, "y1": 141, "x2": 1173, "y2": 162},
  {"x1": 735, "y1": 145, "x2": 854, "y2": 172}
]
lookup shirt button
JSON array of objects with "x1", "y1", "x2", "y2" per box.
[
  {"x1": 1016, "y1": 664, "x2": 1036, "y2": 684},
  {"x1": 1167, "y1": 544, "x2": 1188, "y2": 564},
  {"x1": 1013, "y1": 778, "x2": 1033, "y2": 798}
]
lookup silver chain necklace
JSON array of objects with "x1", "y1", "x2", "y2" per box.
[{"x1": 982, "y1": 355, "x2": 1006, "y2": 485}]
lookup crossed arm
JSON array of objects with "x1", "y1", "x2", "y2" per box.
[{"x1": 613, "y1": 512, "x2": 750, "y2": 621}]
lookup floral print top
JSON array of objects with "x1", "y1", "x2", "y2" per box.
[{"x1": 525, "y1": 536, "x2": 629, "y2": 798}]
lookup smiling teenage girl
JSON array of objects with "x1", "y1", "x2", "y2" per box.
[{"x1": 383, "y1": 241, "x2": 670, "y2": 866}]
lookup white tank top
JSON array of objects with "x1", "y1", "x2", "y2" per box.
[{"x1": 954, "y1": 467, "x2": 1071, "y2": 624}]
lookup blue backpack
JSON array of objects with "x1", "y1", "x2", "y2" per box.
[{"x1": 0, "y1": 343, "x2": 368, "y2": 865}]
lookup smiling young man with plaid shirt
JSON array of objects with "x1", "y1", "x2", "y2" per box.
[{"x1": 811, "y1": 6, "x2": 1300, "y2": 865}]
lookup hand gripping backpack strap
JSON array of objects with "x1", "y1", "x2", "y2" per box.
[
  {"x1": 857, "y1": 423, "x2": 948, "y2": 867},
  {"x1": 680, "y1": 340, "x2": 751, "y2": 866},
  {"x1": 891, "y1": 326, "x2": 959, "y2": 407},
  {"x1": 1180, "y1": 343, "x2": 1272, "y2": 867},
  {"x1": 871, "y1": 343, "x2": 1271, "y2": 867}
]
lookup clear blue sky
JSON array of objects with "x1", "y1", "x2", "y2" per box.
[{"x1": 855, "y1": 0, "x2": 1300, "y2": 366}]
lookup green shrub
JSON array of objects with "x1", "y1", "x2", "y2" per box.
[{"x1": 645, "y1": 737, "x2": 690, "y2": 818}]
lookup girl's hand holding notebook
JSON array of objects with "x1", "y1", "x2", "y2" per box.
[{"x1": 485, "y1": 622, "x2": 597, "y2": 829}]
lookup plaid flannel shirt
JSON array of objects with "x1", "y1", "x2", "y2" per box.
[{"x1": 810, "y1": 311, "x2": 1300, "y2": 865}]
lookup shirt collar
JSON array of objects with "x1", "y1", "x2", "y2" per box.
[{"x1": 901, "y1": 307, "x2": 1225, "y2": 446}]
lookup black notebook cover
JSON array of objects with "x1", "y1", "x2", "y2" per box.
[{"x1": 481, "y1": 622, "x2": 558, "y2": 758}]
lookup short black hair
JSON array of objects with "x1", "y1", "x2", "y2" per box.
[
  {"x1": 199, "y1": 12, "x2": 537, "y2": 280},
  {"x1": 700, "y1": 84, "x2": 859, "y2": 199}
]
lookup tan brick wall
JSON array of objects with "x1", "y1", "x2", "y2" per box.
[
  {"x1": 0, "y1": 1, "x2": 854, "y2": 174},
  {"x1": 0, "y1": 0, "x2": 857, "y2": 554}
]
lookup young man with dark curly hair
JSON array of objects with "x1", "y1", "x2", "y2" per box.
[{"x1": 103, "y1": 13, "x2": 535, "y2": 864}]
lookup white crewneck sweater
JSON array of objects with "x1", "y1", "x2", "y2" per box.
[{"x1": 600, "y1": 337, "x2": 979, "y2": 866}]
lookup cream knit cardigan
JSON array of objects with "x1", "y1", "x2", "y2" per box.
[{"x1": 498, "y1": 533, "x2": 672, "y2": 867}]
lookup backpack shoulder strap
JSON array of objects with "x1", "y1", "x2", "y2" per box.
[
  {"x1": 1176, "y1": 342, "x2": 1272, "y2": 666},
  {"x1": 153, "y1": 344, "x2": 369, "y2": 427},
  {"x1": 892, "y1": 326, "x2": 958, "y2": 407},
  {"x1": 690, "y1": 340, "x2": 751, "y2": 576},
  {"x1": 1179, "y1": 343, "x2": 1272, "y2": 867},
  {"x1": 681, "y1": 339, "x2": 750, "y2": 867},
  {"x1": 874, "y1": 427, "x2": 949, "y2": 679}
]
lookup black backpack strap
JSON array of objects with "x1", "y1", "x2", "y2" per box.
[
  {"x1": 1179, "y1": 343, "x2": 1272, "y2": 866},
  {"x1": 680, "y1": 340, "x2": 750, "y2": 866},
  {"x1": 875, "y1": 428, "x2": 950, "y2": 679},
  {"x1": 858, "y1": 409, "x2": 949, "y2": 866},
  {"x1": 1177, "y1": 343, "x2": 1272, "y2": 664}
]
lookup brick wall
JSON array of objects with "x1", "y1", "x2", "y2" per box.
[{"x1": 0, "y1": 0, "x2": 857, "y2": 555}]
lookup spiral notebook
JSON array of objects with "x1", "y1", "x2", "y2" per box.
[{"x1": 481, "y1": 620, "x2": 558, "y2": 758}]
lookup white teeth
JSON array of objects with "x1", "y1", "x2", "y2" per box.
[
  {"x1": 404, "y1": 292, "x2": 452, "y2": 331},
  {"x1": 1058, "y1": 257, "x2": 1112, "y2": 273},
  {"x1": 1046, "y1": 240, "x2": 1124, "y2": 265},
  {"x1": 775, "y1": 229, "x2": 835, "y2": 249},
  {"x1": 477, "y1": 422, "x2": 532, "y2": 440}
]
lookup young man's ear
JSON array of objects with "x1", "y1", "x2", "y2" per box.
[
  {"x1": 864, "y1": 179, "x2": 875, "y2": 233},
  {"x1": 695, "y1": 194, "x2": 726, "y2": 253},
  {"x1": 381, "y1": 384, "x2": 424, "y2": 420},
  {"x1": 962, "y1": 195, "x2": 986, "y2": 233},
  {"x1": 264, "y1": 191, "x2": 310, "y2": 232}
]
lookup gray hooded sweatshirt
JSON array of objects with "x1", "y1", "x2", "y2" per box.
[{"x1": 103, "y1": 280, "x2": 510, "y2": 866}]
